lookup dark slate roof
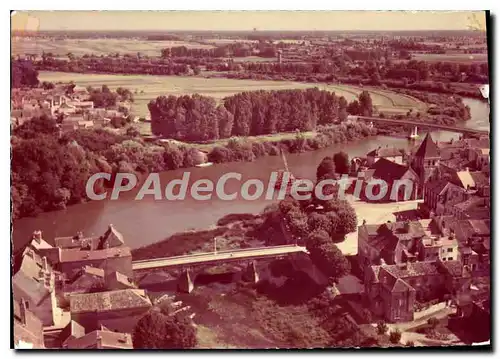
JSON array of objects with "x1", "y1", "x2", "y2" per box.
[
  {"x1": 370, "y1": 157, "x2": 413, "y2": 182},
  {"x1": 415, "y1": 133, "x2": 440, "y2": 158},
  {"x1": 425, "y1": 179, "x2": 450, "y2": 195}
]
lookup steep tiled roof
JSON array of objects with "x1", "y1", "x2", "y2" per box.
[
  {"x1": 70, "y1": 289, "x2": 152, "y2": 314},
  {"x1": 415, "y1": 133, "x2": 440, "y2": 158}
]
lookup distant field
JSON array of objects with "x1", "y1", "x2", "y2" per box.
[
  {"x1": 39, "y1": 71, "x2": 426, "y2": 120},
  {"x1": 410, "y1": 53, "x2": 488, "y2": 63},
  {"x1": 11, "y1": 38, "x2": 215, "y2": 57}
]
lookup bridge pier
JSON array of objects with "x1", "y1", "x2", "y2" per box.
[
  {"x1": 243, "y1": 261, "x2": 260, "y2": 284},
  {"x1": 178, "y1": 268, "x2": 194, "y2": 293}
]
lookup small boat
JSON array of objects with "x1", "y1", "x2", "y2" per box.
[
  {"x1": 408, "y1": 126, "x2": 420, "y2": 140},
  {"x1": 195, "y1": 162, "x2": 214, "y2": 168}
]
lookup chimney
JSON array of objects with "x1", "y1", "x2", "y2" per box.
[
  {"x1": 32, "y1": 230, "x2": 42, "y2": 244},
  {"x1": 42, "y1": 256, "x2": 48, "y2": 271},
  {"x1": 362, "y1": 219, "x2": 367, "y2": 226},
  {"x1": 20, "y1": 299, "x2": 28, "y2": 324}
]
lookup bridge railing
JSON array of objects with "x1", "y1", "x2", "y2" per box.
[{"x1": 132, "y1": 244, "x2": 302, "y2": 264}]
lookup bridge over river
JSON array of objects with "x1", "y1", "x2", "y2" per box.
[
  {"x1": 355, "y1": 116, "x2": 489, "y2": 137},
  {"x1": 132, "y1": 245, "x2": 309, "y2": 292}
]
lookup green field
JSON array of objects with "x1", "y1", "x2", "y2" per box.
[
  {"x1": 39, "y1": 71, "x2": 426, "y2": 121},
  {"x1": 12, "y1": 38, "x2": 215, "y2": 57}
]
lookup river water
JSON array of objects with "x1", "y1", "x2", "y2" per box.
[{"x1": 11, "y1": 98, "x2": 489, "y2": 251}]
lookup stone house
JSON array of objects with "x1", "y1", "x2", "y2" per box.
[
  {"x1": 12, "y1": 247, "x2": 61, "y2": 327},
  {"x1": 69, "y1": 289, "x2": 152, "y2": 333},
  {"x1": 58, "y1": 246, "x2": 133, "y2": 279},
  {"x1": 13, "y1": 299, "x2": 45, "y2": 348},
  {"x1": 364, "y1": 260, "x2": 472, "y2": 323},
  {"x1": 358, "y1": 221, "x2": 426, "y2": 275}
]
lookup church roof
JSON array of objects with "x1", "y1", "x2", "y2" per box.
[{"x1": 415, "y1": 133, "x2": 440, "y2": 158}]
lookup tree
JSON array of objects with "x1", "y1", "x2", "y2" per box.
[
  {"x1": 307, "y1": 241, "x2": 350, "y2": 285},
  {"x1": 358, "y1": 91, "x2": 373, "y2": 117},
  {"x1": 11, "y1": 59, "x2": 39, "y2": 88},
  {"x1": 126, "y1": 126, "x2": 140, "y2": 137},
  {"x1": 389, "y1": 329, "x2": 402, "y2": 344},
  {"x1": 333, "y1": 151, "x2": 349, "y2": 175},
  {"x1": 316, "y1": 156, "x2": 335, "y2": 181},
  {"x1": 376, "y1": 321, "x2": 388, "y2": 335},
  {"x1": 305, "y1": 230, "x2": 330, "y2": 249},
  {"x1": 133, "y1": 310, "x2": 197, "y2": 349}
]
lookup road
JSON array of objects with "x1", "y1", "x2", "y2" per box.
[{"x1": 132, "y1": 245, "x2": 307, "y2": 271}]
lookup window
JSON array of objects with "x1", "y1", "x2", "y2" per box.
[
  {"x1": 447, "y1": 248, "x2": 453, "y2": 253},
  {"x1": 448, "y1": 257, "x2": 453, "y2": 261}
]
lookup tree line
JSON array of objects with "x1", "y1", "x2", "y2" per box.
[{"x1": 149, "y1": 88, "x2": 373, "y2": 141}]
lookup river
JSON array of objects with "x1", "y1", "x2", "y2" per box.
[{"x1": 11, "y1": 98, "x2": 489, "y2": 252}]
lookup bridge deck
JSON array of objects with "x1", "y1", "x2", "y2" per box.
[
  {"x1": 132, "y1": 245, "x2": 307, "y2": 271},
  {"x1": 356, "y1": 116, "x2": 489, "y2": 135}
]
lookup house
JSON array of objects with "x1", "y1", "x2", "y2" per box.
[
  {"x1": 63, "y1": 330, "x2": 133, "y2": 349},
  {"x1": 358, "y1": 221, "x2": 427, "y2": 274},
  {"x1": 364, "y1": 260, "x2": 472, "y2": 323},
  {"x1": 55, "y1": 225, "x2": 126, "y2": 251},
  {"x1": 59, "y1": 246, "x2": 133, "y2": 278},
  {"x1": 12, "y1": 248, "x2": 61, "y2": 326},
  {"x1": 432, "y1": 217, "x2": 490, "y2": 273},
  {"x1": 366, "y1": 146, "x2": 404, "y2": 166},
  {"x1": 417, "y1": 218, "x2": 459, "y2": 261},
  {"x1": 452, "y1": 295, "x2": 490, "y2": 343},
  {"x1": 13, "y1": 299, "x2": 45, "y2": 349},
  {"x1": 69, "y1": 289, "x2": 152, "y2": 333},
  {"x1": 411, "y1": 133, "x2": 440, "y2": 183},
  {"x1": 362, "y1": 158, "x2": 420, "y2": 201},
  {"x1": 452, "y1": 196, "x2": 490, "y2": 220},
  {"x1": 63, "y1": 266, "x2": 106, "y2": 294},
  {"x1": 423, "y1": 179, "x2": 467, "y2": 216}
]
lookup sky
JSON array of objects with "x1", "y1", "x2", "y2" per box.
[{"x1": 11, "y1": 11, "x2": 487, "y2": 32}]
